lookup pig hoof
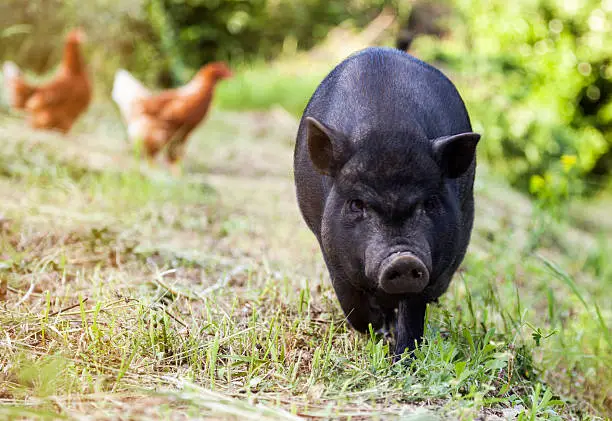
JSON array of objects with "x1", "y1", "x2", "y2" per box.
[
  {"x1": 375, "y1": 326, "x2": 393, "y2": 341},
  {"x1": 379, "y1": 252, "x2": 429, "y2": 294}
]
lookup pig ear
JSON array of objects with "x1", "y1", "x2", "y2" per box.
[
  {"x1": 305, "y1": 117, "x2": 352, "y2": 176},
  {"x1": 432, "y1": 132, "x2": 481, "y2": 178}
]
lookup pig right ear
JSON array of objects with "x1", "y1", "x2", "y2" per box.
[
  {"x1": 432, "y1": 132, "x2": 481, "y2": 178},
  {"x1": 306, "y1": 117, "x2": 352, "y2": 176}
]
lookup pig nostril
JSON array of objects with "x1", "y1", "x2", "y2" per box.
[
  {"x1": 388, "y1": 270, "x2": 401, "y2": 281},
  {"x1": 411, "y1": 269, "x2": 423, "y2": 279}
]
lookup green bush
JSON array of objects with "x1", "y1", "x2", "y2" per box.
[
  {"x1": 0, "y1": 0, "x2": 392, "y2": 87},
  {"x1": 145, "y1": 0, "x2": 391, "y2": 83},
  {"x1": 0, "y1": 0, "x2": 166, "y2": 88},
  {"x1": 414, "y1": 0, "x2": 611, "y2": 194}
]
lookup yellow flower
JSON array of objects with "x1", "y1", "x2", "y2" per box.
[
  {"x1": 530, "y1": 174, "x2": 546, "y2": 193},
  {"x1": 560, "y1": 155, "x2": 577, "y2": 173}
]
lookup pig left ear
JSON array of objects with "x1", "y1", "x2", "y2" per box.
[
  {"x1": 305, "y1": 116, "x2": 352, "y2": 176},
  {"x1": 432, "y1": 132, "x2": 481, "y2": 178}
]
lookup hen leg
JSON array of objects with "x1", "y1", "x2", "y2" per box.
[
  {"x1": 166, "y1": 138, "x2": 186, "y2": 177},
  {"x1": 140, "y1": 135, "x2": 164, "y2": 169},
  {"x1": 168, "y1": 161, "x2": 183, "y2": 177}
]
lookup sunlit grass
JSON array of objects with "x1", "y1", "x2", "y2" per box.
[
  {"x1": 0, "y1": 111, "x2": 609, "y2": 420},
  {"x1": 215, "y1": 62, "x2": 326, "y2": 116}
]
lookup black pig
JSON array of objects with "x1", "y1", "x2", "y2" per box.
[{"x1": 293, "y1": 48, "x2": 480, "y2": 358}]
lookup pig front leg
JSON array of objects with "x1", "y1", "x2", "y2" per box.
[
  {"x1": 394, "y1": 297, "x2": 427, "y2": 360},
  {"x1": 332, "y1": 277, "x2": 385, "y2": 333}
]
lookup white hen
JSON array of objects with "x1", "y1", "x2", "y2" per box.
[
  {"x1": 2, "y1": 61, "x2": 22, "y2": 107},
  {"x1": 112, "y1": 69, "x2": 151, "y2": 141}
]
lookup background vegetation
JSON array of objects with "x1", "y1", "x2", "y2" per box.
[
  {"x1": 421, "y1": 0, "x2": 612, "y2": 196},
  {"x1": 1, "y1": 0, "x2": 609, "y2": 197},
  {"x1": 0, "y1": 0, "x2": 610, "y2": 419}
]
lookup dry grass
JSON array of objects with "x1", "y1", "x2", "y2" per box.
[{"x1": 0, "y1": 104, "x2": 610, "y2": 420}]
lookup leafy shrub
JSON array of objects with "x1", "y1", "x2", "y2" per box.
[
  {"x1": 145, "y1": 0, "x2": 391, "y2": 83},
  {"x1": 414, "y1": 0, "x2": 611, "y2": 194},
  {"x1": 0, "y1": 0, "x2": 392, "y2": 87},
  {"x1": 0, "y1": 0, "x2": 166, "y2": 88}
]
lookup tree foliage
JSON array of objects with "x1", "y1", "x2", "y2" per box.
[
  {"x1": 146, "y1": 0, "x2": 391, "y2": 83},
  {"x1": 415, "y1": 0, "x2": 611, "y2": 193}
]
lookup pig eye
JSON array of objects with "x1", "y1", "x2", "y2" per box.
[{"x1": 348, "y1": 199, "x2": 366, "y2": 214}]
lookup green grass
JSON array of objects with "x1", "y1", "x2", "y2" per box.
[
  {"x1": 0, "y1": 103, "x2": 610, "y2": 420},
  {"x1": 215, "y1": 61, "x2": 326, "y2": 116}
]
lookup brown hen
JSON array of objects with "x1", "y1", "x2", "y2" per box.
[
  {"x1": 2, "y1": 28, "x2": 92, "y2": 133},
  {"x1": 112, "y1": 62, "x2": 232, "y2": 174}
]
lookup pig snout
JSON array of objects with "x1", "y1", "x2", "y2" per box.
[{"x1": 378, "y1": 252, "x2": 429, "y2": 294}]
